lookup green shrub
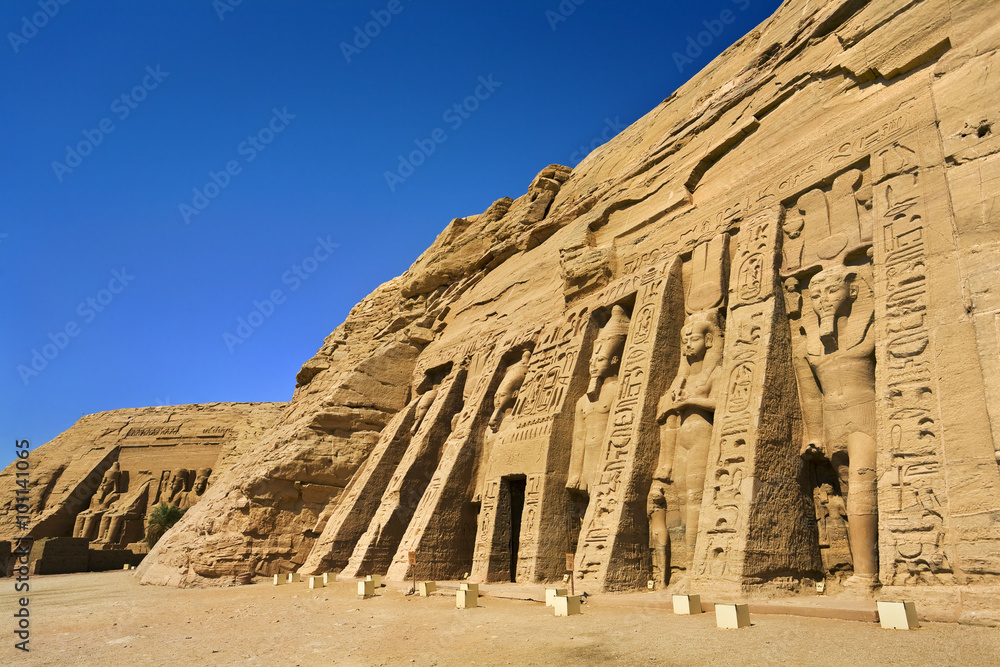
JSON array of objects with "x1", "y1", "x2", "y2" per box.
[{"x1": 145, "y1": 503, "x2": 186, "y2": 548}]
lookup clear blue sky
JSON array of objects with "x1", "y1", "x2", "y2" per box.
[{"x1": 2, "y1": 0, "x2": 781, "y2": 451}]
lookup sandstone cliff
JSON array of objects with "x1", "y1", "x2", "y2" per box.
[{"x1": 115, "y1": 0, "x2": 1000, "y2": 626}]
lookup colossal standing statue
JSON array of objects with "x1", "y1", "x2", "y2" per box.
[
  {"x1": 794, "y1": 264, "x2": 878, "y2": 590},
  {"x1": 567, "y1": 305, "x2": 629, "y2": 495},
  {"x1": 648, "y1": 314, "x2": 723, "y2": 582}
]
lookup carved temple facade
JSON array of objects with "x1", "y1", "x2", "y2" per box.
[{"x1": 297, "y1": 3, "x2": 1000, "y2": 614}]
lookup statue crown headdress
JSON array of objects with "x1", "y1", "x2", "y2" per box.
[{"x1": 598, "y1": 305, "x2": 630, "y2": 341}]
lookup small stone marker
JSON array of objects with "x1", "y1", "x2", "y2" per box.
[
  {"x1": 456, "y1": 589, "x2": 477, "y2": 609},
  {"x1": 554, "y1": 595, "x2": 581, "y2": 617},
  {"x1": 273, "y1": 574, "x2": 286, "y2": 586},
  {"x1": 323, "y1": 572, "x2": 337, "y2": 585},
  {"x1": 286, "y1": 573, "x2": 301, "y2": 583},
  {"x1": 673, "y1": 594, "x2": 702, "y2": 615},
  {"x1": 460, "y1": 582, "x2": 479, "y2": 597},
  {"x1": 877, "y1": 601, "x2": 919, "y2": 630},
  {"x1": 715, "y1": 603, "x2": 751, "y2": 629},
  {"x1": 358, "y1": 579, "x2": 374, "y2": 596},
  {"x1": 308, "y1": 576, "x2": 324, "y2": 589},
  {"x1": 366, "y1": 574, "x2": 382, "y2": 588},
  {"x1": 122, "y1": 564, "x2": 131, "y2": 570},
  {"x1": 545, "y1": 588, "x2": 568, "y2": 607},
  {"x1": 419, "y1": 581, "x2": 436, "y2": 596},
  {"x1": 562, "y1": 574, "x2": 570, "y2": 583},
  {"x1": 647, "y1": 580, "x2": 655, "y2": 590}
]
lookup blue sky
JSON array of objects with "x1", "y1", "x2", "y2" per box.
[{"x1": 2, "y1": 0, "x2": 781, "y2": 451}]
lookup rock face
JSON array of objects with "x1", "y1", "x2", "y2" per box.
[
  {"x1": 0, "y1": 403, "x2": 285, "y2": 560},
  {"x1": 71, "y1": 0, "x2": 1000, "y2": 623}
]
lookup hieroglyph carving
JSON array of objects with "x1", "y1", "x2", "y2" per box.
[{"x1": 874, "y1": 170, "x2": 955, "y2": 586}]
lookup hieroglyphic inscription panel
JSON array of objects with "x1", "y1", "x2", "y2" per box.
[{"x1": 873, "y1": 165, "x2": 956, "y2": 586}]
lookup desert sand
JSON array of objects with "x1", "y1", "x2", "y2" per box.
[{"x1": 4, "y1": 570, "x2": 999, "y2": 666}]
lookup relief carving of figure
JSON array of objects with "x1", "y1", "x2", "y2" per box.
[
  {"x1": 649, "y1": 313, "x2": 723, "y2": 582},
  {"x1": 72, "y1": 462, "x2": 122, "y2": 540},
  {"x1": 567, "y1": 305, "x2": 629, "y2": 495},
  {"x1": 794, "y1": 264, "x2": 878, "y2": 590}
]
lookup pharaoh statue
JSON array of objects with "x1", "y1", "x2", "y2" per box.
[
  {"x1": 73, "y1": 462, "x2": 122, "y2": 540},
  {"x1": 149, "y1": 468, "x2": 191, "y2": 511},
  {"x1": 179, "y1": 468, "x2": 212, "y2": 510},
  {"x1": 475, "y1": 349, "x2": 531, "y2": 502},
  {"x1": 793, "y1": 263, "x2": 878, "y2": 590},
  {"x1": 567, "y1": 305, "x2": 630, "y2": 495},
  {"x1": 648, "y1": 313, "x2": 723, "y2": 581},
  {"x1": 97, "y1": 481, "x2": 152, "y2": 546},
  {"x1": 163, "y1": 468, "x2": 190, "y2": 506}
]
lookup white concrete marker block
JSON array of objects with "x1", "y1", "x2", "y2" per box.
[
  {"x1": 545, "y1": 588, "x2": 568, "y2": 607},
  {"x1": 456, "y1": 589, "x2": 477, "y2": 609},
  {"x1": 715, "y1": 603, "x2": 751, "y2": 629},
  {"x1": 554, "y1": 595, "x2": 581, "y2": 617},
  {"x1": 673, "y1": 594, "x2": 702, "y2": 615},
  {"x1": 419, "y1": 581, "x2": 436, "y2": 596},
  {"x1": 358, "y1": 579, "x2": 374, "y2": 596},
  {"x1": 123, "y1": 564, "x2": 130, "y2": 570},
  {"x1": 273, "y1": 574, "x2": 286, "y2": 586},
  {"x1": 366, "y1": 574, "x2": 382, "y2": 588},
  {"x1": 323, "y1": 572, "x2": 337, "y2": 585},
  {"x1": 460, "y1": 582, "x2": 479, "y2": 597},
  {"x1": 287, "y1": 573, "x2": 301, "y2": 583},
  {"x1": 308, "y1": 576, "x2": 324, "y2": 589},
  {"x1": 878, "y1": 601, "x2": 919, "y2": 630}
]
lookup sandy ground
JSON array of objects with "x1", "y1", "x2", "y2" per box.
[{"x1": 2, "y1": 571, "x2": 999, "y2": 666}]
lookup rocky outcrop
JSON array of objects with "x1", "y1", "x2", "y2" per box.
[{"x1": 136, "y1": 162, "x2": 578, "y2": 586}]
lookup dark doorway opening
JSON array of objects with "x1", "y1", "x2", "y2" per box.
[{"x1": 506, "y1": 476, "x2": 526, "y2": 583}]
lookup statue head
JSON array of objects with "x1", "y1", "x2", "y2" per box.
[
  {"x1": 808, "y1": 266, "x2": 858, "y2": 344},
  {"x1": 783, "y1": 277, "x2": 798, "y2": 293},
  {"x1": 589, "y1": 305, "x2": 629, "y2": 387},
  {"x1": 99, "y1": 462, "x2": 121, "y2": 495},
  {"x1": 193, "y1": 468, "x2": 212, "y2": 495},
  {"x1": 168, "y1": 469, "x2": 190, "y2": 498},
  {"x1": 681, "y1": 320, "x2": 715, "y2": 363}
]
